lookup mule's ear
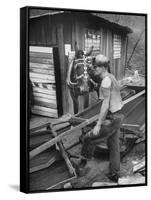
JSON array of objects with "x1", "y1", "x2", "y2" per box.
[
  {"x1": 85, "y1": 45, "x2": 94, "y2": 56},
  {"x1": 75, "y1": 41, "x2": 79, "y2": 52}
]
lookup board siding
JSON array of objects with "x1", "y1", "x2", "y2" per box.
[{"x1": 29, "y1": 46, "x2": 58, "y2": 118}]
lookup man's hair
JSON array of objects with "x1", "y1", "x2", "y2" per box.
[{"x1": 92, "y1": 56, "x2": 111, "y2": 72}]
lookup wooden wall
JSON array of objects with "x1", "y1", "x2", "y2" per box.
[{"x1": 29, "y1": 13, "x2": 128, "y2": 116}]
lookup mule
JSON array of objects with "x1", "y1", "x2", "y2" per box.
[{"x1": 66, "y1": 45, "x2": 101, "y2": 114}]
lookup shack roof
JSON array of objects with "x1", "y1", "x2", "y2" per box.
[{"x1": 29, "y1": 10, "x2": 133, "y2": 34}]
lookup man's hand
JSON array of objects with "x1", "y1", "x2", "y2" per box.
[{"x1": 93, "y1": 123, "x2": 101, "y2": 136}]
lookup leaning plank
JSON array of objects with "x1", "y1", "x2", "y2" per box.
[
  {"x1": 32, "y1": 109, "x2": 58, "y2": 118},
  {"x1": 30, "y1": 62, "x2": 54, "y2": 70},
  {"x1": 33, "y1": 92, "x2": 56, "y2": 100},
  {"x1": 30, "y1": 68, "x2": 54, "y2": 75},
  {"x1": 30, "y1": 52, "x2": 53, "y2": 59},
  {"x1": 30, "y1": 57, "x2": 54, "y2": 65},
  {"x1": 30, "y1": 72, "x2": 55, "y2": 81},
  {"x1": 30, "y1": 46, "x2": 53, "y2": 53},
  {"x1": 33, "y1": 87, "x2": 56, "y2": 96}
]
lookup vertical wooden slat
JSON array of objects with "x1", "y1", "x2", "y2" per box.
[{"x1": 56, "y1": 23, "x2": 68, "y2": 114}]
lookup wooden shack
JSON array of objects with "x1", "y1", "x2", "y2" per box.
[{"x1": 29, "y1": 9, "x2": 132, "y2": 117}]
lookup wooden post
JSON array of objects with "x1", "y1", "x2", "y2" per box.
[{"x1": 56, "y1": 23, "x2": 68, "y2": 114}]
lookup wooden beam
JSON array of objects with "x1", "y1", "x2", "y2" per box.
[
  {"x1": 56, "y1": 23, "x2": 68, "y2": 114},
  {"x1": 123, "y1": 90, "x2": 145, "y2": 105},
  {"x1": 50, "y1": 125, "x2": 76, "y2": 176}
]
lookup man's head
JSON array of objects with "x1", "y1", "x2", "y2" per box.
[{"x1": 93, "y1": 54, "x2": 110, "y2": 76}]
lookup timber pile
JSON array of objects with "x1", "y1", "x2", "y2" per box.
[{"x1": 29, "y1": 46, "x2": 58, "y2": 118}]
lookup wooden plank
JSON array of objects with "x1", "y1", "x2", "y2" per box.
[
  {"x1": 34, "y1": 100, "x2": 57, "y2": 109},
  {"x1": 50, "y1": 126, "x2": 75, "y2": 176},
  {"x1": 30, "y1": 152, "x2": 61, "y2": 173},
  {"x1": 30, "y1": 72, "x2": 55, "y2": 81},
  {"x1": 34, "y1": 96, "x2": 56, "y2": 104},
  {"x1": 30, "y1": 68, "x2": 54, "y2": 75},
  {"x1": 32, "y1": 109, "x2": 58, "y2": 118},
  {"x1": 33, "y1": 92, "x2": 56, "y2": 100},
  {"x1": 30, "y1": 46, "x2": 53, "y2": 53},
  {"x1": 30, "y1": 77, "x2": 55, "y2": 84},
  {"x1": 30, "y1": 52, "x2": 53, "y2": 59},
  {"x1": 123, "y1": 90, "x2": 145, "y2": 105},
  {"x1": 32, "y1": 105, "x2": 57, "y2": 114},
  {"x1": 33, "y1": 87, "x2": 56, "y2": 96},
  {"x1": 30, "y1": 57, "x2": 54, "y2": 65},
  {"x1": 57, "y1": 23, "x2": 68, "y2": 114},
  {"x1": 30, "y1": 62, "x2": 54, "y2": 70}
]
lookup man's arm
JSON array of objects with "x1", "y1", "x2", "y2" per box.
[
  {"x1": 97, "y1": 87, "x2": 111, "y2": 126},
  {"x1": 93, "y1": 78, "x2": 111, "y2": 135}
]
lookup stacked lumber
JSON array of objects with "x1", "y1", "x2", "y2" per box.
[{"x1": 29, "y1": 46, "x2": 58, "y2": 118}]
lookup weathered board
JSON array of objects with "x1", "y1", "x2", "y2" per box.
[{"x1": 29, "y1": 46, "x2": 58, "y2": 118}]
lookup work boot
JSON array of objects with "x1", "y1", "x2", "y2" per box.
[{"x1": 105, "y1": 172, "x2": 119, "y2": 182}]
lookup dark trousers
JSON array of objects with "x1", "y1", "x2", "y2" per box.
[{"x1": 81, "y1": 111, "x2": 124, "y2": 175}]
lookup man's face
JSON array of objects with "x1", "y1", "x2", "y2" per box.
[{"x1": 94, "y1": 66, "x2": 104, "y2": 76}]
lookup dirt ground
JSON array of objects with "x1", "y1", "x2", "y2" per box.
[{"x1": 67, "y1": 140, "x2": 145, "y2": 189}]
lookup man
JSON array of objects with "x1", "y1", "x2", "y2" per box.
[{"x1": 81, "y1": 54, "x2": 124, "y2": 182}]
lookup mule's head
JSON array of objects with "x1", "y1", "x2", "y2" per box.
[{"x1": 73, "y1": 46, "x2": 97, "y2": 94}]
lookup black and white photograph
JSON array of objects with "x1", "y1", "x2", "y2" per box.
[{"x1": 20, "y1": 6, "x2": 147, "y2": 193}]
